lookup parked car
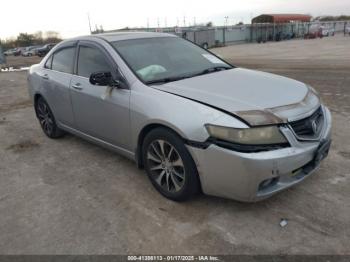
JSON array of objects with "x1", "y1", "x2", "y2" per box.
[
  {"x1": 28, "y1": 32, "x2": 332, "y2": 202},
  {"x1": 321, "y1": 27, "x2": 335, "y2": 37},
  {"x1": 0, "y1": 47, "x2": 6, "y2": 66},
  {"x1": 3, "y1": 48, "x2": 16, "y2": 56},
  {"x1": 22, "y1": 46, "x2": 42, "y2": 56},
  {"x1": 346, "y1": 27, "x2": 350, "y2": 35},
  {"x1": 13, "y1": 47, "x2": 25, "y2": 56},
  {"x1": 305, "y1": 24, "x2": 323, "y2": 39},
  {"x1": 37, "y1": 43, "x2": 56, "y2": 57},
  {"x1": 21, "y1": 46, "x2": 34, "y2": 56}
]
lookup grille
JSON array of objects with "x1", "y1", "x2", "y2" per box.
[{"x1": 289, "y1": 107, "x2": 324, "y2": 140}]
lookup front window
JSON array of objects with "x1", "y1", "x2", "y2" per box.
[
  {"x1": 111, "y1": 37, "x2": 232, "y2": 84},
  {"x1": 77, "y1": 45, "x2": 111, "y2": 78}
]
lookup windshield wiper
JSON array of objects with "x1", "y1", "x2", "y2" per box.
[
  {"x1": 146, "y1": 75, "x2": 191, "y2": 85},
  {"x1": 192, "y1": 66, "x2": 232, "y2": 77},
  {"x1": 146, "y1": 66, "x2": 232, "y2": 85}
]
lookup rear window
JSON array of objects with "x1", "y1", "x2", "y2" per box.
[{"x1": 51, "y1": 47, "x2": 75, "y2": 74}]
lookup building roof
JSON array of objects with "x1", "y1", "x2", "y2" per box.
[{"x1": 252, "y1": 14, "x2": 312, "y2": 23}]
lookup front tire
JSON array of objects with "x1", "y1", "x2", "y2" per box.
[
  {"x1": 35, "y1": 97, "x2": 65, "y2": 138},
  {"x1": 142, "y1": 128, "x2": 200, "y2": 201}
]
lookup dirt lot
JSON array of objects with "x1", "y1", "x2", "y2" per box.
[
  {"x1": 2, "y1": 55, "x2": 41, "y2": 69},
  {"x1": 0, "y1": 36, "x2": 349, "y2": 255}
]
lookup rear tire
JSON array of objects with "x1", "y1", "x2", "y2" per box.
[
  {"x1": 35, "y1": 97, "x2": 65, "y2": 138},
  {"x1": 142, "y1": 127, "x2": 200, "y2": 201}
]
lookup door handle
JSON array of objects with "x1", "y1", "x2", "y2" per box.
[
  {"x1": 72, "y1": 83, "x2": 83, "y2": 90},
  {"x1": 41, "y1": 74, "x2": 49, "y2": 80}
]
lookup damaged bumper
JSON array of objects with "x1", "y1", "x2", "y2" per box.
[{"x1": 188, "y1": 106, "x2": 332, "y2": 202}]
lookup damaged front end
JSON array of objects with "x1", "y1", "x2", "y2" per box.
[{"x1": 234, "y1": 88, "x2": 321, "y2": 126}]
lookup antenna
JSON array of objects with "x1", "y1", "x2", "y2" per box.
[{"x1": 87, "y1": 13, "x2": 92, "y2": 34}]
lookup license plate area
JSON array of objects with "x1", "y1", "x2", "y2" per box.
[
  {"x1": 314, "y1": 139, "x2": 331, "y2": 166},
  {"x1": 292, "y1": 139, "x2": 331, "y2": 178}
]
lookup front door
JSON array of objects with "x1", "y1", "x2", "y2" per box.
[{"x1": 70, "y1": 42, "x2": 131, "y2": 150}]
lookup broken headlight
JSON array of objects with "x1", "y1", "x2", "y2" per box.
[{"x1": 205, "y1": 124, "x2": 288, "y2": 145}]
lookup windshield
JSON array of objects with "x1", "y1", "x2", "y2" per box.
[{"x1": 111, "y1": 37, "x2": 232, "y2": 84}]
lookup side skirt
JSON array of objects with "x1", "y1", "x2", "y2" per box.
[{"x1": 58, "y1": 122, "x2": 136, "y2": 161}]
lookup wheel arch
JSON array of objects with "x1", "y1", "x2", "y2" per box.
[
  {"x1": 136, "y1": 122, "x2": 203, "y2": 193},
  {"x1": 136, "y1": 123, "x2": 184, "y2": 168},
  {"x1": 33, "y1": 93, "x2": 43, "y2": 115},
  {"x1": 135, "y1": 122, "x2": 203, "y2": 169}
]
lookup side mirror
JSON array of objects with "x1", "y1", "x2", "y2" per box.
[{"x1": 89, "y1": 71, "x2": 127, "y2": 89}]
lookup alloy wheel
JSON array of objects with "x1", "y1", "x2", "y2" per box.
[
  {"x1": 36, "y1": 99, "x2": 54, "y2": 136},
  {"x1": 146, "y1": 139, "x2": 185, "y2": 193}
]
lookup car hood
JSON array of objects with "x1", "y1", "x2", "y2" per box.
[{"x1": 152, "y1": 68, "x2": 320, "y2": 126}]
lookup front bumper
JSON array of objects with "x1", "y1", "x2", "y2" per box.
[{"x1": 188, "y1": 106, "x2": 332, "y2": 202}]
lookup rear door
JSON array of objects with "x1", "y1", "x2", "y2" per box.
[
  {"x1": 70, "y1": 41, "x2": 131, "y2": 149},
  {"x1": 39, "y1": 42, "x2": 76, "y2": 126}
]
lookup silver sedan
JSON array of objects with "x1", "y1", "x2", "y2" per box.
[{"x1": 27, "y1": 32, "x2": 332, "y2": 202}]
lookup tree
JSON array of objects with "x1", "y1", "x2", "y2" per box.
[
  {"x1": 313, "y1": 15, "x2": 350, "y2": 22},
  {"x1": 16, "y1": 33, "x2": 35, "y2": 47},
  {"x1": 44, "y1": 31, "x2": 60, "y2": 39},
  {"x1": 206, "y1": 21, "x2": 213, "y2": 27},
  {"x1": 0, "y1": 31, "x2": 62, "y2": 50},
  {"x1": 43, "y1": 31, "x2": 62, "y2": 44}
]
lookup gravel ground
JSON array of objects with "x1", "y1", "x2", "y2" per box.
[{"x1": 0, "y1": 36, "x2": 349, "y2": 255}]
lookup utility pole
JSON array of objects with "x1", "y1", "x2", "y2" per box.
[
  {"x1": 183, "y1": 16, "x2": 186, "y2": 27},
  {"x1": 157, "y1": 17, "x2": 160, "y2": 28},
  {"x1": 147, "y1": 18, "x2": 150, "y2": 30},
  {"x1": 87, "y1": 13, "x2": 92, "y2": 34},
  {"x1": 224, "y1": 16, "x2": 229, "y2": 27},
  {"x1": 193, "y1": 17, "x2": 196, "y2": 26},
  {"x1": 224, "y1": 16, "x2": 229, "y2": 46}
]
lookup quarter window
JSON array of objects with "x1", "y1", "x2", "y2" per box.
[
  {"x1": 44, "y1": 55, "x2": 52, "y2": 69},
  {"x1": 77, "y1": 46, "x2": 111, "y2": 78},
  {"x1": 51, "y1": 47, "x2": 75, "y2": 74}
]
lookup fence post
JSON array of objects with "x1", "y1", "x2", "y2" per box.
[
  {"x1": 223, "y1": 27, "x2": 226, "y2": 46},
  {"x1": 250, "y1": 24, "x2": 253, "y2": 42},
  {"x1": 344, "y1": 21, "x2": 347, "y2": 36}
]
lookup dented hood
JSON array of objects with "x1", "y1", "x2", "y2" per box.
[{"x1": 153, "y1": 68, "x2": 320, "y2": 126}]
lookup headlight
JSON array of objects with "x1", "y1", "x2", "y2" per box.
[{"x1": 205, "y1": 124, "x2": 287, "y2": 145}]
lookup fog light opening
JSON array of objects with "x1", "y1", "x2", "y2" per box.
[{"x1": 259, "y1": 177, "x2": 279, "y2": 191}]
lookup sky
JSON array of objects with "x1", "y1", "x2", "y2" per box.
[{"x1": 1, "y1": 0, "x2": 349, "y2": 39}]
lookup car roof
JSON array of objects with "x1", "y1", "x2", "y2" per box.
[{"x1": 70, "y1": 31, "x2": 176, "y2": 43}]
